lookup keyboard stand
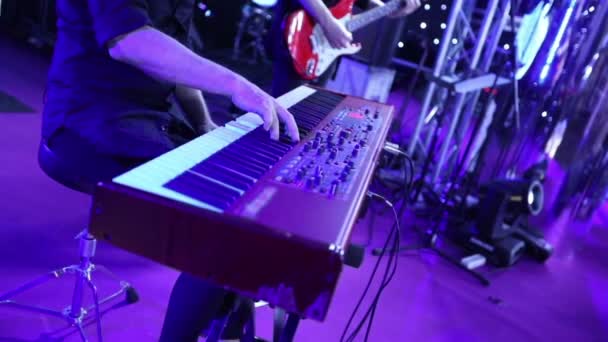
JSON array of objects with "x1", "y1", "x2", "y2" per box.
[
  {"x1": 273, "y1": 309, "x2": 300, "y2": 342},
  {"x1": 205, "y1": 299, "x2": 300, "y2": 342}
]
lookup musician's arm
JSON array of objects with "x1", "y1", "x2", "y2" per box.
[
  {"x1": 361, "y1": 0, "x2": 423, "y2": 15},
  {"x1": 174, "y1": 86, "x2": 217, "y2": 134},
  {"x1": 298, "y1": 0, "x2": 352, "y2": 48},
  {"x1": 366, "y1": 0, "x2": 384, "y2": 8},
  {"x1": 84, "y1": 0, "x2": 298, "y2": 140},
  {"x1": 297, "y1": 0, "x2": 335, "y2": 27},
  {"x1": 107, "y1": 26, "x2": 298, "y2": 140}
]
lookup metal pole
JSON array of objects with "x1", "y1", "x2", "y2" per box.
[
  {"x1": 431, "y1": 0, "x2": 502, "y2": 184},
  {"x1": 458, "y1": 0, "x2": 511, "y2": 144},
  {"x1": 407, "y1": 0, "x2": 464, "y2": 156}
]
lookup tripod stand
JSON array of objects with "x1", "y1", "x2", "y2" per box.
[
  {"x1": 0, "y1": 229, "x2": 139, "y2": 341},
  {"x1": 370, "y1": 188, "x2": 490, "y2": 287},
  {"x1": 370, "y1": 131, "x2": 490, "y2": 286}
]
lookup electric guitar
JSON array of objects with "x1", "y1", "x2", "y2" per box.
[{"x1": 284, "y1": 0, "x2": 408, "y2": 80}]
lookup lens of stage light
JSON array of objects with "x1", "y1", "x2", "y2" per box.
[{"x1": 527, "y1": 180, "x2": 544, "y2": 216}]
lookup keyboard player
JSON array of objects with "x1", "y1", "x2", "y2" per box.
[{"x1": 42, "y1": 0, "x2": 299, "y2": 340}]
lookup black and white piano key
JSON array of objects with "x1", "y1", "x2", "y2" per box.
[{"x1": 112, "y1": 86, "x2": 341, "y2": 212}]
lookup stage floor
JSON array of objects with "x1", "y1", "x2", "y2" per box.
[{"x1": 1, "y1": 34, "x2": 607, "y2": 342}]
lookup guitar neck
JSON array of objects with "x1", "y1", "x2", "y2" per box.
[{"x1": 346, "y1": 0, "x2": 403, "y2": 32}]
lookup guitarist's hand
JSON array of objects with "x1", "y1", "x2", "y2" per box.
[
  {"x1": 391, "y1": 0, "x2": 422, "y2": 17},
  {"x1": 320, "y1": 16, "x2": 353, "y2": 49}
]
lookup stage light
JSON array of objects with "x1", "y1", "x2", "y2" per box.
[
  {"x1": 451, "y1": 38, "x2": 458, "y2": 45},
  {"x1": 470, "y1": 175, "x2": 551, "y2": 266},
  {"x1": 481, "y1": 179, "x2": 545, "y2": 218},
  {"x1": 420, "y1": 22, "x2": 427, "y2": 29},
  {"x1": 441, "y1": 4, "x2": 447, "y2": 10},
  {"x1": 433, "y1": 39, "x2": 440, "y2": 45},
  {"x1": 504, "y1": 44, "x2": 510, "y2": 50},
  {"x1": 440, "y1": 23, "x2": 446, "y2": 29},
  {"x1": 541, "y1": 111, "x2": 547, "y2": 117},
  {"x1": 398, "y1": 41, "x2": 405, "y2": 48},
  {"x1": 589, "y1": 6, "x2": 595, "y2": 13},
  {"x1": 424, "y1": 4, "x2": 431, "y2": 10}
]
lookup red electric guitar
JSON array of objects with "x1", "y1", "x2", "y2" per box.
[{"x1": 284, "y1": 0, "x2": 408, "y2": 80}]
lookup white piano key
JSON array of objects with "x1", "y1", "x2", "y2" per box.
[
  {"x1": 237, "y1": 113, "x2": 264, "y2": 128},
  {"x1": 112, "y1": 86, "x2": 317, "y2": 212},
  {"x1": 277, "y1": 85, "x2": 317, "y2": 108}
]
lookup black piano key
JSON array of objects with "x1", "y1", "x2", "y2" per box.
[
  {"x1": 192, "y1": 163, "x2": 255, "y2": 192},
  {"x1": 209, "y1": 152, "x2": 267, "y2": 179},
  {"x1": 291, "y1": 107, "x2": 328, "y2": 122},
  {"x1": 249, "y1": 129, "x2": 294, "y2": 149},
  {"x1": 291, "y1": 112, "x2": 319, "y2": 127},
  {"x1": 295, "y1": 101, "x2": 333, "y2": 116},
  {"x1": 299, "y1": 96, "x2": 335, "y2": 109},
  {"x1": 239, "y1": 130, "x2": 288, "y2": 151},
  {"x1": 309, "y1": 91, "x2": 345, "y2": 105},
  {"x1": 279, "y1": 123, "x2": 310, "y2": 138},
  {"x1": 249, "y1": 138, "x2": 292, "y2": 156},
  {"x1": 244, "y1": 141, "x2": 284, "y2": 161},
  {"x1": 227, "y1": 143, "x2": 277, "y2": 166},
  {"x1": 165, "y1": 172, "x2": 238, "y2": 210},
  {"x1": 203, "y1": 159, "x2": 258, "y2": 182},
  {"x1": 218, "y1": 143, "x2": 270, "y2": 165}
]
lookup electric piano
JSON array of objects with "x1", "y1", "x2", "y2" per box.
[{"x1": 88, "y1": 86, "x2": 394, "y2": 321}]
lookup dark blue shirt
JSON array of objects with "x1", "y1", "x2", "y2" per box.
[{"x1": 43, "y1": 0, "x2": 197, "y2": 158}]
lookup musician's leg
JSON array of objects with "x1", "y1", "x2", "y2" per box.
[
  {"x1": 159, "y1": 273, "x2": 254, "y2": 342},
  {"x1": 160, "y1": 273, "x2": 226, "y2": 341}
]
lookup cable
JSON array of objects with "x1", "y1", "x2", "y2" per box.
[
  {"x1": 340, "y1": 193, "x2": 400, "y2": 342},
  {"x1": 346, "y1": 195, "x2": 401, "y2": 342},
  {"x1": 363, "y1": 204, "x2": 401, "y2": 341},
  {"x1": 340, "y1": 224, "x2": 395, "y2": 342}
]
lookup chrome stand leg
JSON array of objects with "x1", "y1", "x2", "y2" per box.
[{"x1": 0, "y1": 229, "x2": 138, "y2": 341}]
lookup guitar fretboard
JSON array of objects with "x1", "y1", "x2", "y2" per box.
[{"x1": 346, "y1": 0, "x2": 403, "y2": 32}]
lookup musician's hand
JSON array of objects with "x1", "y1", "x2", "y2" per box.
[
  {"x1": 320, "y1": 16, "x2": 353, "y2": 49},
  {"x1": 390, "y1": 0, "x2": 422, "y2": 17},
  {"x1": 231, "y1": 79, "x2": 300, "y2": 142}
]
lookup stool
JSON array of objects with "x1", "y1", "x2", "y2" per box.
[{"x1": 0, "y1": 140, "x2": 139, "y2": 341}]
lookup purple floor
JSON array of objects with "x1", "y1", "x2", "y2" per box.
[{"x1": 1, "y1": 36, "x2": 607, "y2": 342}]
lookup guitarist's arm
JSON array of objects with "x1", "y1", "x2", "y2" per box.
[
  {"x1": 298, "y1": 0, "x2": 353, "y2": 48},
  {"x1": 366, "y1": 0, "x2": 422, "y2": 15}
]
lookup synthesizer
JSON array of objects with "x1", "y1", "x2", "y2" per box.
[{"x1": 88, "y1": 86, "x2": 394, "y2": 321}]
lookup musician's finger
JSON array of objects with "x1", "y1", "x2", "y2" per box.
[
  {"x1": 277, "y1": 104, "x2": 300, "y2": 142},
  {"x1": 268, "y1": 105, "x2": 280, "y2": 140},
  {"x1": 260, "y1": 102, "x2": 273, "y2": 131}
]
